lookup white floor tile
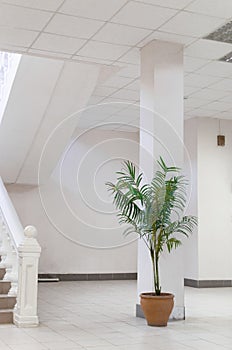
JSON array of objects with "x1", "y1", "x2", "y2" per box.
[{"x1": 0, "y1": 282, "x2": 231, "y2": 350}]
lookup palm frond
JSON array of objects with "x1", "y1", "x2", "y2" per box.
[{"x1": 106, "y1": 157, "x2": 198, "y2": 295}]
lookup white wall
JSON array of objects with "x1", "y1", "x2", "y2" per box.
[
  {"x1": 184, "y1": 118, "x2": 199, "y2": 280},
  {"x1": 198, "y1": 118, "x2": 232, "y2": 280},
  {"x1": 6, "y1": 129, "x2": 139, "y2": 274},
  {"x1": 184, "y1": 117, "x2": 232, "y2": 281}
]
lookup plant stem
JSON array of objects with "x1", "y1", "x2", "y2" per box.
[
  {"x1": 150, "y1": 247, "x2": 160, "y2": 295},
  {"x1": 155, "y1": 254, "x2": 160, "y2": 295},
  {"x1": 150, "y1": 247, "x2": 156, "y2": 293}
]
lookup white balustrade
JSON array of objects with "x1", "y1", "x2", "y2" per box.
[
  {"x1": 0, "y1": 223, "x2": 10, "y2": 269},
  {"x1": 0, "y1": 177, "x2": 41, "y2": 327}
]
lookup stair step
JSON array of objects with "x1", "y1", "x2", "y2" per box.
[
  {"x1": 0, "y1": 268, "x2": 6, "y2": 280},
  {"x1": 0, "y1": 309, "x2": 13, "y2": 324},
  {"x1": 0, "y1": 295, "x2": 16, "y2": 309},
  {"x1": 0, "y1": 281, "x2": 11, "y2": 294}
]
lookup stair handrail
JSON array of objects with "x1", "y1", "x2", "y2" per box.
[{"x1": 0, "y1": 177, "x2": 24, "y2": 249}]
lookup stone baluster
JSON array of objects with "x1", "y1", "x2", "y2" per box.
[
  {"x1": 7, "y1": 247, "x2": 18, "y2": 296},
  {"x1": 0, "y1": 219, "x2": 4, "y2": 263},
  {"x1": 14, "y1": 226, "x2": 41, "y2": 327},
  {"x1": 0, "y1": 223, "x2": 12, "y2": 270},
  {"x1": 0, "y1": 219, "x2": 17, "y2": 292}
]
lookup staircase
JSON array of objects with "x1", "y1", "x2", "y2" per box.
[
  {"x1": 0, "y1": 267, "x2": 16, "y2": 323},
  {"x1": 0, "y1": 177, "x2": 41, "y2": 327}
]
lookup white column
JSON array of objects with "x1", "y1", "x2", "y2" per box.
[
  {"x1": 14, "y1": 226, "x2": 41, "y2": 327},
  {"x1": 137, "y1": 40, "x2": 185, "y2": 320}
]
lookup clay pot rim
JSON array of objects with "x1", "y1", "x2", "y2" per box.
[{"x1": 140, "y1": 292, "x2": 174, "y2": 299}]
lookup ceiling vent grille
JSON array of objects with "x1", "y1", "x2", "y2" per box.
[{"x1": 204, "y1": 20, "x2": 232, "y2": 44}]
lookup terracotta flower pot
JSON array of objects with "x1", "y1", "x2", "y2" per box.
[{"x1": 140, "y1": 292, "x2": 174, "y2": 327}]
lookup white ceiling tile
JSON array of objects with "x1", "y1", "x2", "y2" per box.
[
  {"x1": 219, "y1": 93, "x2": 232, "y2": 102},
  {"x1": 59, "y1": 0, "x2": 127, "y2": 21},
  {"x1": 136, "y1": 0, "x2": 193, "y2": 9},
  {"x1": 45, "y1": 14, "x2": 104, "y2": 39},
  {"x1": 2, "y1": 0, "x2": 64, "y2": 11},
  {"x1": 101, "y1": 75, "x2": 133, "y2": 88},
  {"x1": 93, "y1": 23, "x2": 151, "y2": 46},
  {"x1": 28, "y1": 48, "x2": 71, "y2": 59},
  {"x1": 0, "y1": 45, "x2": 28, "y2": 54},
  {"x1": 0, "y1": 26, "x2": 38, "y2": 47},
  {"x1": 78, "y1": 41, "x2": 130, "y2": 61},
  {"x1": 118, "y1": 64, "x2": 139, "y2": 78},
  {"x1": 204, "y1": 101, "x2": 232, "y2": 111},
  {"x1": 87, "y1": 103, "x2": 125, "y2": 115},
  {"x1": 118, "y1": 48, "x2": 140, "y2": 64},
  {"x1": 207, "y1": 79, "x2": 232, "y2": 92},
  {"x1": 88, "y1": 95, "x2": 104, "y2": 105},
  {"x1": 184, "y1": 97, "x2": 208, "y2": 108},
  {"x1": 111, "y1": 89, "x2": 140, "y2": 101},
  {"x1": 187, "y1": 108, "x2": 217, "y2": 117},
  {"x1": 112, "y1": 1, "x2": 177, "y2": 30},
  {"x1": 216, "y1": 101, "x2": 232, "y2": 109},
  {"x1": 184, "y1": 56, "x2": 210, "y2": 72},
  {"x1": 0, "y1": 3, "x2": 53, "y2": 31},
  {"x1": 186, "y1": 0, "x2": 232, "y2": 19},
  {"x1": 73, "y1": 55, "x2": 114, "y2": 65},
  {"x1": 101, "y1": 97, "x2": 137, "y2": 105},
  {"x1": 184, "y1": 86, "x2": 201, "y2": 96},
  {"x1": 138, "y1": 30, "x2": 195, "y2": 48},
  {"x1": 214, "y1": 111, "x2": 232, "y2": 119},
  {"x1": 126, "y1": 79, "x2": 140, "y2": 91},
  {"x1": 106, "y1": 114, "x2": 135, "y2": 123},
  {"x1": 185, "y1": 39, "x2": 232, "y2": 60},
  {"x1": 190, "y1": 88, "x2": 229, "y2": 101},
  {"x1": 184, "y1": 109, "x2": 198, "y2": 117},
  {"x1": 196, "y1": 61, "x2": 232, "y2": 78},
  {"x1": 116, "y1": 104, "x2": 140, "y2": 119},
  {"x1": 80, "y1": 108, "x2": 111, "y2": 121},
  {"x1": 160, "y1": 11, "x2": 224, "y2": 37},
  {"x1": 94, "y1": 86, "x2": 117, "y2": 97},
  {"x1": 32, "y1": 33, "x2": 86, "y2": 54},
  {"x1": 185, "y1": 73, "x2": 221, "y2": 88},
  {"x1": 184, "y1": 105, "x2": 193, "y2": 112}
]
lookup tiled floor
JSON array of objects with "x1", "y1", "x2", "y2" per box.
[{"x1": 0, "y1": 281, "x2": 232, "y2": 349}]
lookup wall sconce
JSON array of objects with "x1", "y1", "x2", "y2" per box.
[{"x1": 217, "y1": 119, "x2": 225, "y2": 146}]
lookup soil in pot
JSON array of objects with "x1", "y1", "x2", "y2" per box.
[{"x1": 140, "y1": 292, "x2": 174, "y2": 327}]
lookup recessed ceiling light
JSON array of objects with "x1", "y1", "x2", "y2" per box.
[{"x1": 219, "y1": 51, "x2": 232, "y2": 63}]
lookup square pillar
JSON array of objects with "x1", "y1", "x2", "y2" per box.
[{"x1": 137, "y1": 40, "x2": 185, "y2": 320}]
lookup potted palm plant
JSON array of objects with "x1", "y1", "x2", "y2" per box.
[{"x1": 106, "y1": 157, "x2": 197, "y2": 327}]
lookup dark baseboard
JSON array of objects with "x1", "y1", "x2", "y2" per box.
[
  {"x1": 184, "y1": 278, "x2": 232, "y2": 288},
  {"x1": 38, "y1": 273, "x2": 137, "y2": 282}
]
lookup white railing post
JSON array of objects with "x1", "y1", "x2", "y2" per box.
[
  {"x1": 7, "y1": 248, "x2": 18, "y2": 296},
  {"x1": 13, "y1": 226, "x2": 41, "y2": 328}
]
